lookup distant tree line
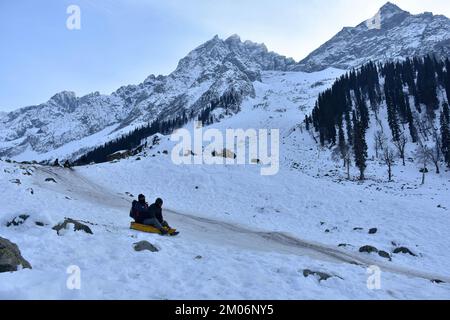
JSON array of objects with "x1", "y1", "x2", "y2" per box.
[
  {"x1": 74, "y1": 115, "x2": 188, "y2": 165},
  {"x1": 198, "y1": 90, "x2": 241, "y2": 125}
]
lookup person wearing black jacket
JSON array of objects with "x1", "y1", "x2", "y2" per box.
[
  {"x1": 150, "y1": 198, "x2": 171, "y2": 229},
  {"x1": 131, "y1": 194, "x2": 167, "y2": 234}
]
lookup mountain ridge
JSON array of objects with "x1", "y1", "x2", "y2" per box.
[
  {"x1": 1, "y1": 2, "x2": 449, "y2": 161},
  {"x1": 295, "y1": 2, "x2": 450, "y2": 72},
  {"x1": 0, "y1": 35, "x2": 295, "y2": 160}
]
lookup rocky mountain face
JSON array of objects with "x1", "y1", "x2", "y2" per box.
[
  {"x1": 1, "y1": 2, "x2": 449, "y2": 161},
  {"x1": 295, "y1": 2, "x2": 450, "y2": 72},
  {"x1": 0, "y1": 35, "x2": 295, "y2": 160}
]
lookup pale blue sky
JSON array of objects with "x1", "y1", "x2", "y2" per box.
[{"x1": 1, "y1": 0, "x2": 449, "y2": 111}]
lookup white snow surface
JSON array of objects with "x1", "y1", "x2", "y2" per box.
[{"x1": 1, "y1": 66, "x2": 450, "y2": 299}]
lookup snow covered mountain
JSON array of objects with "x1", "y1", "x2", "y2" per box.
[
  {"x1": 1, "y1": 2, "x2": 450, "y2": 162},
  {"x1": 2, "y1": 2, "x2": 450, "y2": 300},
  {"x1": 295, "y1": 2, "x2": 450, "y2": 72},
  {"x1": 0, "y1": 35, "x2": 295, "y2": 161}
]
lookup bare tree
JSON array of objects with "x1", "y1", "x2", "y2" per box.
[
  {"x1": 332, "y1": 144, "x2": 352, "y2": 180},
  {"x1": 427, "y1": 124, "x2": 442, "y2": 174},
  {"x1": 382, "y1": 145, "x2": 396, "y2": 181},
  {"x1": 374, "y1": 130, "x2": 387, "y2": 159},
  {"x1": 415, "y1": 113, "x2": 432, "y2": 141},
  {"x1": 416, "y1": 141, "x2": 431, "y2": 185},
  {"x1": 426, "y1": 142, "x2": 442, "y2": 174},
  {"x1": 393, "y1": 134, "x2": 408, "y2": 166}
]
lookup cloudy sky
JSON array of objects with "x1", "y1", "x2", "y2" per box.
[{"x1": 1, "y1": 0, "x2": 449, "y2": 111}]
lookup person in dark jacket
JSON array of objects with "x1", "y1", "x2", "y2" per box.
[
  {"x1": 131, "y1": 194, "x2": 167, "y2": 234},
  {"x1": 149, "y1": 198, "x2": 171, "y2": 229}
]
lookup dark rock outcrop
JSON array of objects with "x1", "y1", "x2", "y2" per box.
[
  {"x1": 133, "y1": 241, "x2": 159, "y2": 252},
  {"x1": 0, "y1": 237, "x2": 32, "y2": 273},
  {"x1": 53, "y1": 218, "x2": 93, "y2": 235}
]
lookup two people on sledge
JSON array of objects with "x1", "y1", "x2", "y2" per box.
[{"x1": 130, "y1": 194, "x2": 171, "y2": 235}]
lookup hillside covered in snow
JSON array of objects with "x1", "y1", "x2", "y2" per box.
[{"x1": 1, "y1": 2, "x2": 450, "y2": 301}]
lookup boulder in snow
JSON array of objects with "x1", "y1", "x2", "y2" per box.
[
  {"x1": 6, "y1": 215, "x2": 30, "y2": 227},
  {"x1": 133, "y1": 241, "x2": 159, "y2": 252},
  {"x1": 53, "y1": 218, "x2": 93, "y2": 235},
  {"x1": 378, "y1": 251, "x2": 392, "y2": 261},
  {"x1": 393, "y1": 247, "x2": 417, "y2": 257},
  {"x1": 359, "y1": 245, "x2": 379, "y2": 254},
  {"x1": 10, "y1": 179, "x2": 21, "y2": 185},
  {"x1": 303, "y1": 269, "x2": 333, "y2": 282},
  {"x1": 0, "y1": 237, "x2": 32, "y2": 273}
]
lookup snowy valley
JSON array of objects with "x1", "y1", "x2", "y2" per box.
[{"x1": 1, "y1": 2, "x2": 450, "y2": 300}]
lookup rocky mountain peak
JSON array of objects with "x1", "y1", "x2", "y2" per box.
[
  {"x1": 295, "y1": 2, "x2": 450, "y2": 72},
  {"x1": 379, "y1": 2, "x2": 407, "y2": 16},
  {"x1": 48, "y1": 91, "x2": 78, "y2": 112}
]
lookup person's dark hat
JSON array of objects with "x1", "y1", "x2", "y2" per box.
[{"x1": 155, "y1": 198, "x2": 163, "y2": 206}]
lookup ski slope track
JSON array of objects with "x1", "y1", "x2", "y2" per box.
[{"x1": 32, "y1": 166, "x2": 450, "y2": 285}]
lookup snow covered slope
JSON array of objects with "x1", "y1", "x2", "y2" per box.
[
  {"x1": 1, "y1": 62, "x2": 450, "y2": 299},
  {"x1": 295, "y1": 2, "x2": 450, "y2": 72},
  {"x1": 1, "y1": 139, "x2": 450, "y2": 299}
]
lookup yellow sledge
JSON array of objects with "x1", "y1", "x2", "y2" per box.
[{"x1": 130, "y1": 222, "x2": 178, "y2": 236}]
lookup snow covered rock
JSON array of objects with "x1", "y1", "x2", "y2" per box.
[
  {"x1": 302, "y1": 269, "x2": 334, "y2": 282},
  {"x1": 393, "y1": 247, "x2": 417, "y2": 257},
  {"x1": 0, "y1": 237, "x2": 32, "y2": 273},
  {"x1": 378, "y1": 251, "x2": 392, "y2": 261},
  {"x1": 133, "y1": 241, "x2": 159, "y2": 253},
  {"x1": 6, "y1": 214, "x2": 30, "y2": 227},
  {"x1": 359, "y1": 245, "x2": 379, "y2": 254},
  {"x1": 52, "y1": 218, "x2": 93, "y2": 235},
  {"x1": 9, "y1": 179, "x2": 21, "y2": 185}
]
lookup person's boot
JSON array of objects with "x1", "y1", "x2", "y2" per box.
[{"x1": 159, "y1": 228, "x2": 168, "y2": 235}]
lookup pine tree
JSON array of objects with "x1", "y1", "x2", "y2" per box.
[
  {"x1": 385, "y1": 82, "x2": 401, "y2": 141},
  {"x1": 305, "y1": 115, "x2": 310, "y2": 131},
  {"x1": 352, "y1": 112, "x2": 368, "y2": 180},
  {"x1": 405, "y1": 97, "x2": 418, "y2": 142},
  {"x1": 337, "y1": 117, "x2": 346, "y2": 154},
  {"x1": 441, "y1": 103, "x2": 450, "y2": 167},
  {"x1": 345, "y1": 111, "x2": 353, "y2": 146},
  {"x1": 417, "y1": 55, "x2": 439, "y2": 116},
  {"x1": 444, "y1": 58, "x2": 450, "y2": 103}
]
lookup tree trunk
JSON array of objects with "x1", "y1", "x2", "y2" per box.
[
  {"x1": 402, "y1": 155, "x2": 405, "y2": 166},
  {"x1": 359, "y1": 170, "x2": 365, "y2": 181},
  {"x1": 346, "y1": 160, "x2": 350, "y2": 180},
  {"x1": 422, "y1": 165, "x2": 426, "y2": 185},
  {"x1": 388, "y1": 165, "x2": 392, "y2": 181},
  {"x1": 435, "y1": 163, "x2": 440, "y2": 174}
]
